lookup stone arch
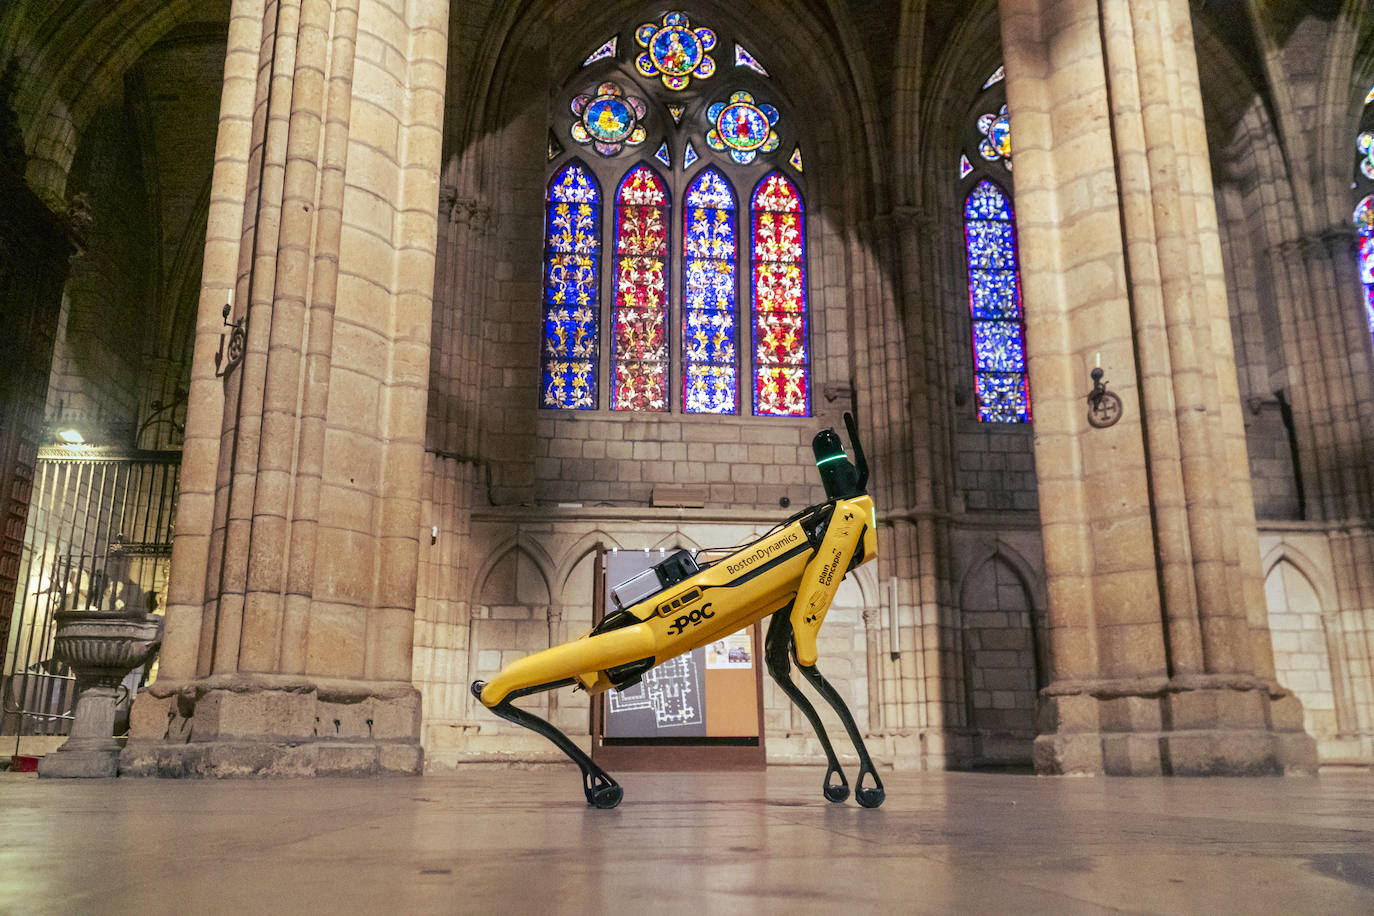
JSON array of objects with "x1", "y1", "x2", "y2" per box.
[
  {"x1": 555, "y1": 529, "x2": 623, "y2": 603},
  {"x1": 956, "y1": 540, "x2": 1045, "y2": 766},
  {"x1": 1260, "y1": 544, "x2": 1347, "y2": 745},
  {"x1": 468, "y1": 541, "x2": 557, "y2": 721},
  {"x1": 471, "y1": 537, "x2": 555, "y2": 609}
]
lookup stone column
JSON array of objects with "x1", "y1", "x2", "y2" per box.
[
  {"x1": 1000, "y1": 0, "x2": 1315, "y2": 774},
  {"x1": 849, "y1": 207, "x2": 967, "y2": 770},
  {"x1": 122, "y1": 0, "x2": 448, "y2": 777}
]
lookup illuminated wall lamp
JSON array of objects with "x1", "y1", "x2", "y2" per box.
[{"x1": 55, "y1": 428, "x2": 85, "y2": 445}]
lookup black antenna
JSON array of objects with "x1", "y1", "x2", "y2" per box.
[{"x1": 843, "y1": 412, "x2": 868, "y2": 492}]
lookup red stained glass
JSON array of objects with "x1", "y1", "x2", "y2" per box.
[
  {"x1": 751, "y1": 172, "x2": 808, "y2": 416},
  {"x1": 613, "y1": 164, "x2": 670, "y2": 411}
]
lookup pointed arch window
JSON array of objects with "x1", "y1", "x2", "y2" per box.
[
  {"x1": 963, "y1": 180, "x2": 1030, "y2": 422},
  {"x1": 611, "y1": 164, "x2": 670, "y2": 411},
  {"x1": 751, "y1": 172, "x2": 809, "y2": 416},
  {"x1": 541, "y1": 161, "x2": 601, "y2": 409},
  {"x1": 543, "y1": 21, "x2": 810, "y2": 416},
  {"x1": 959, "y1": 65, "x2": 1030, "y2": 423},
  {"x1": 1356, "y1": 84, "x2": 1374, "y2": 346},
  {"x1": 683, "y1": 167, "x2": 738, "y2": 413}
]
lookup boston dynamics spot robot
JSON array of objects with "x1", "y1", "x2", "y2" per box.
[{"x1": 472, "y1": 413, "x2": 885, "y2": 810}]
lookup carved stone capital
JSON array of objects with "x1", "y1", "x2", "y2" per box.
[{"x1": 448, "y1": 194, "x2": 490, "y2": 233}]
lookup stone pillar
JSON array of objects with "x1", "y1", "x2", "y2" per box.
[
  {"x1": 1000, "y1": 0, "x2": 1315, "y2": 774},
  {"x1": 122, "y1": 0, "x2": 448, "y2": 777},
  {"x1": 849, "y1": 207, "x2": 968, "y2": 770}
]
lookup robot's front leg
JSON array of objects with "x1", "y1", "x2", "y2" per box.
[
  {"x1": 469, "y1": 680, "x2": 623, "y2": 809},
  {"x1": 764, "y1": 609, "x2": 851, "y2": 803},
  {"x1": 796, "y1": 664, "x2": 885, "y2": 808}
]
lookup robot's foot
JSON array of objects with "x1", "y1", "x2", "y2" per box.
[
  {"x1": 823, "y1": 765, "x2": 850, "y2": 803},
  {"x1": 588, "y1": 779, "x2": 624, "y2": 809},
  {"x1": 856, "y1": 783, "x2": 885, "y2": 808}
]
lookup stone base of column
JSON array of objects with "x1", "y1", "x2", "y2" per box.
[
  {"x1": 1032, "y1": 675, "x2": 1318, "y2": 776},
  {"x1": 118, "y1": 674, "x2": 423, "y2": 777}
]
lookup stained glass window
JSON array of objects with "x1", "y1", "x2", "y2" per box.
[
  {"x1": 1357, "y1": 88, "x2": 1374, "y2": 349},
  {"x1": 705, "y1": 90, "x2": 780, "y2": 165},
  {"x1": 612, "y1": 164, "x2": 670, "y2": 411},
  {"x1": 570, "y1": 82, "x2": 647, "y2": 157},
  {"x1": 683, "y1": 168, "x2": 738, "y2": 413},
  {"x1": 964, "y1": 180, "x2": 1030, "y2": 422},
  {"x1": 735, "y1": 44, "x2": 768, "y2": 76},
  {"x1": 1357, "y1": 195, "x2": 1374, "y2": 344},
  {"x1": 751, "y1": 172, "x2": 809, "y2": 416},
  {"x1": 544, "y1": 16, "x2": 810, "y2": 417},
  {"x1": 978, "y1": 105, "x2": 1012, "y2": 169},
  {"x1": 635, "y1": 12, "x2": 717, "y2": 91},
  {"x1": 583, "y1": 36, "x2": 617, "y2": 67},
  {"x1": 542, "y1": 161, "x2": 601, "y2": 409}
]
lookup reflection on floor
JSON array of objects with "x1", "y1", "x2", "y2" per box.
[{"x1": 1, "y1": 766, "x2": 1372, "y2": 914}]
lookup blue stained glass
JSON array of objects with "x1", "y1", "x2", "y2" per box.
[
  {"x1": 963, "y1": 179, "x2": 1030, "y2": 423},
  {"x1": 685, "y1": 169, "x2": 734, "y2": 209},
  {"x1": 972, "y1": 322, "x2": 1027, "y2": 372},
  {"x1": 542, "y1": 161, "x2": 601, "y2": 409},
  {"x1": 683, "y1": 167, "x2": 738, "y2": 414},
  {"x1": 965, "y1": 221, "x2": 1018, "y2": 269},
  {"x1": 549, "y1": 161, "x2": 600, "y2": 204},
  {"x1": 683, "y1": 141, "x2": 699, "y2": 169},
  {"x1": 969, "y1": 269, "x2": 1019, "y2": 319},
  {"x1": 975, "y1": 374, "x2": 1030, "y2": 423},
  {"x1": 685, "y1": 312, "x2": 736, "y2": 368},
  {"x1": 685, "y1": 364, "x2": 737, "y2": 413},
  {"x1": 965, "y1": 181, "x2": 1013, "y2": 220}
]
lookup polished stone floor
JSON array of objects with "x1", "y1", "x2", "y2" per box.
[{"x1": 1, "y1": 765, "x2": 1371, "y2": 914}]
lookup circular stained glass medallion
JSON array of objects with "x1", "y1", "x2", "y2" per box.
[
  {"x1": 1356, "y1": 194, "x2": 1374, "y2": 236},
  {"x1": 713, "y1": 99, "x2": 772, "y2": 151},
  {"x1": 570, "y1": 82, "x2": 647, "y2": 157},
  {"x1": 584, "y1": 96, "x2": 634, "y2": 142},
  {"x1": 704, "y1": 91, "x2": 779, "y2": 164},
  {"x1": 650, "y1": 26, "x2": 703, "y2": 77},
  {"x1": 979, "y1": 105, "x2": 1011, "y2": 165},
  {"x1": 635, "y1": 11, "x2": 716, "y2": 91}
]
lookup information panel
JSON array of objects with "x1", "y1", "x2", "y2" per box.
[{"x1": 601, "y1": 549, "x2": 760, "y2": 742}]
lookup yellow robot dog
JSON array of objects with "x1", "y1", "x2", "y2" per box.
[{"x1": 472, "y1": 413, "x2": 884, "y2": 810}]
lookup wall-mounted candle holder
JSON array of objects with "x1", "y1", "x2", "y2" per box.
[
  {"x1": 1087, "y1": 367, "x2": 1123, "y2": 428},
  {"x1": 214, "y1": 290, "x2": 246, "y2": 378}
]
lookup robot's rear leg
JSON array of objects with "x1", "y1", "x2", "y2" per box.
[
  {"x1": 764, "y1": 609, "x2": 851, "y2": 803},
  {"x1": 470, "y1": 680, "x2": 623, "y2": 809},
  {"x1": 797, "y1": 664, "x2": 885, "y2": 808}
]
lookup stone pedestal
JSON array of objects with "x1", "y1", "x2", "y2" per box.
[
  {"x1": 39, "y1": 612, "x2": 161, "y2": 779},
  {"x1": 120, "y1": 675, "x2": 423, "y2": 777},
  {"x1": 1033, "y1": 676, "x2": 1318, "y2": 776}
]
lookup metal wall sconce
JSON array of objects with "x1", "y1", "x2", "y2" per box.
[
  {"x1": 1087, "y1": 366, "x2": 1123, "y2": 428},
  {"x1": 214, "y1": 288, "x2": 246, "y2": 378}
]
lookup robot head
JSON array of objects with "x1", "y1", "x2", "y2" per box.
[{"x1": 812, "y1": 412, "x2": 868, "y2": 500}]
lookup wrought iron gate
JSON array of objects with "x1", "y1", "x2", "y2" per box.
[{"x1": 1, "y1": 450, "x2": 179, "y2": 737}]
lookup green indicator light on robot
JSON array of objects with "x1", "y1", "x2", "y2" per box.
[{"x1": 816, "y1": 453, "x2": 848, "y2": 466}]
